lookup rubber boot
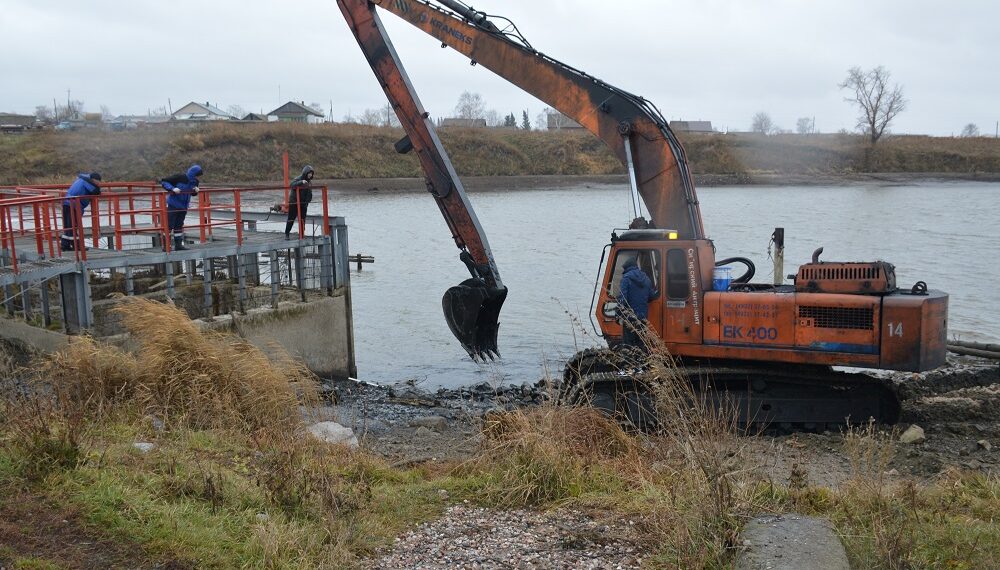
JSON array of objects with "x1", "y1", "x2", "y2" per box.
[
  {"x1": 174, "y1": 237, "x2": 188, "y2": 251},
  {"x1": 284, "y1": 220, "x2": 294, "y2": 239}
]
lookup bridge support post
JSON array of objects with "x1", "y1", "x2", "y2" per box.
[
  {"x1": 59, "y1": 271, "x2": 92, "y2": 334},
  {"x1": 40, "y1": 279, "x2": 52, "y2": 328},
  {"x1": 269, "y1": 253, "x2": 280, "y2": 309},
  {"x1": 202, "y1": 256, "x2": 214, "y2": 320}
]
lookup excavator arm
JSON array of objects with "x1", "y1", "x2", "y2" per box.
[
  {"x1": 337, "y1": 0, "x2": 705, "y2": 358},
  {"x1": 338, "y1": 0, "x2": 507, "y2": 360}
]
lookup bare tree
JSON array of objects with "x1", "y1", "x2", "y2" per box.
[
  {"x1": 534, "y1": 109, "x2": 548, "y2": 130},
  {"x1": 795, "y1": 117, "x2": 815, "y2": 135},
  {"x1": 227, "y1": 104, "x2": 246, "y2": 119},
  {"x1": 751, "y1": 112, "x2": 775, "y2": 135},
  {"x1": 539, "y1": 108, "x2": 578, "y2": 130},
  {"x1": 960, "y1": 123, "x2": 980, "y2": 138},
  {"x1": 454, "y1": 91, "x2": 485, "y2": 119},
  {"x1": 840, "y1": 66, "x2": 906, "y2": 145},
  {"x1": 484, "y1": 109, "x2": 500, "y2": 127},
  {"x1": 35, "y1": 105, "x2": 54, "y2": 125},
  {"x1": 358, "y1": 108, "x2": 385, "y2": 126},
  {"x1": 100, "y1": 105, "x2": 113, "y2": 121}
]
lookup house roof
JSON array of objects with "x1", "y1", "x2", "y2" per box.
[
  {"x1": 0, "y1": 113, "x2": 35, "y2": 127},
  {"x1": 242, "y1": 113, "x2": 268, "y2": 121},
  {"x1": 669, "y1": 120, "x2": 714, "y2": 133},
  {"x1": 112, "y1": 115, "x2": 172, "y2": 124},
  {"x1": 268, "y1": 101, "x2": 324, "y2": 117},
  {"x1": 172, "y1": 101, "x2": 234, "y2": 119}
]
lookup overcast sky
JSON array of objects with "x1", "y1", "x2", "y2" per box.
[{"x1": 1, "y1": 0, "x2": 996, "y2": 136}]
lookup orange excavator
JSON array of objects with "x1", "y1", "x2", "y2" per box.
[{"x1": 336, "y1": 0, "x2": 949, "y2": 427}]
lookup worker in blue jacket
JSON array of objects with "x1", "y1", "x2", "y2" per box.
[
  {"x1": 61, "y1": 172, "x2": 102, "y2": 251},
  {"x1": 617, "y1": 258, "x2": 659, "y2": 350},
  {"x1": 158, "y1": 164, "x2": 203, "y2": 251}
]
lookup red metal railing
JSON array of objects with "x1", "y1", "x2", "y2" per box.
[{"x1": 0, "y1": 183, "x2": 331, "y2": 274}]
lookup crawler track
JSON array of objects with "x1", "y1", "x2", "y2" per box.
[{"x1": 561, "y1": 348, "x2": 900, "y2": 430}]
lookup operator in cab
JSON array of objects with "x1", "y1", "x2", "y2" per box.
[
  {"x1": 617, "y1": 258, "x2": 658, "y2": 350},
  {"x1": 61, "y1": 172, "x2": 102, "y2": 251}
]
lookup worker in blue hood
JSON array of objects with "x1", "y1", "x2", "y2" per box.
[
  {"x1": 285, "y1": 165, "x2": 314, "y2": 239},
  {"x1": 61, "y1": 172, "x2": 102, "y2": 251},
  {"x1": 617, "y1": 258, "x2": 659, "y2": 349},
  {"x1": 158, "y1": 164, "x2": 202, "y2": 251}
]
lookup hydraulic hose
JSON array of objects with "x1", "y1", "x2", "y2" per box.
[{"x1": 715, "y1": 257, "x2": 755, "y2": 284}]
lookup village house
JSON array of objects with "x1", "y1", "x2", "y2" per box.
[
  {"x1": 0, "y1": 113, "x2": 36, "y2": 133},
  {"x1": 171, "y1": 101, "x2": 235, "y2": 121},
  {"x1": 241, "y1": 112, "x2": 270, "y2": 122},
  {"x1": 668, "y1": 120, "x2": 716, "y2": 134},
  {"x1": 268, "y1": 102, "x2": 325, "y2": 124}
]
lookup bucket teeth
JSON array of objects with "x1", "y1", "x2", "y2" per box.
[{"x1": 443, "y1": 279, "x2": 507, "y2": 361}]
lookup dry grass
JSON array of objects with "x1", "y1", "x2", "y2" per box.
[
  {"x1": 4, "y1": 125, "x2": 999, "y2": 186},
  {"x1": 36, "y1": 297, "x2": 315, "y2": 432},
  {"x1": 471, "y1": 405, "x2": 643, "y2": 506},
  {"x1": 467, "y1": 327, "x2": 763, "y2": 565}
]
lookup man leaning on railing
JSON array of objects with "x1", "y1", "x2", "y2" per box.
[
  {"x1": 61, "y1": 172, "x2": 102, "y2": 251},
  {"x1": 158, "y1": 164, "x2": 203, "y2": 251}
]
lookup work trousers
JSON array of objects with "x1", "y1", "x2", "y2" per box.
[
  {"x1": 61, "y1": 203, "x2": 82, "y2": 249},
  {"x1": 621, "y1": 318, "x2": 648, "y2": 353},
  {"x1": 285, "y1": 201, "x2": 309, "y2": 236},
  {"x1": 167, "y1": 209, "x2": 188, "y2": 239}
]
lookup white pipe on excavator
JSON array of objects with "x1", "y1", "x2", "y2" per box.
[{"x1": 623, "y1": 135, "x2": 644, "y2": 220}]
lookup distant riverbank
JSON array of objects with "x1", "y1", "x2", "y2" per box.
[
  {"x1": 319, "y1": 171, "x2": 1000, "y2": 194},
  {"x1": 3, "y1": 122, "x2": 999, "y2": 186}
]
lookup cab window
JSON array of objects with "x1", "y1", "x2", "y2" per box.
[
  {"x1": 608, "y1": 249, "x2": 660, "y2": 297},
  {"x1": 666, "y1": 248, "x2": 689, "y2": 300}
]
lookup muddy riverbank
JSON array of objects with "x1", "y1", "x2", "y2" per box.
[{"x1": 324, "y1": 357, "x2": 1000, "y2": 483}]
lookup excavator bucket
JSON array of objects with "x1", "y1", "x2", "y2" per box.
[{"x1": 442, "y1": 278, "x2": 508, "y2": 361}]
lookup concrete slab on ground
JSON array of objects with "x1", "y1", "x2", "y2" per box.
[{"x1": 737, "y1": 513, "x2": 849, "y2": 570}]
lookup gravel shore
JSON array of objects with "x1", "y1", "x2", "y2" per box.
[{"x1": 365, "y1": 505, "x2": 644, "y2": 570}]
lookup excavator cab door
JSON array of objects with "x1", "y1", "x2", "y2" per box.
[
  {"x1": 600, "y1": 247, "x2": 664, "y2": 340},
  {"x1": 659, "y1": 245, "x2": 704, "y2": 345}
]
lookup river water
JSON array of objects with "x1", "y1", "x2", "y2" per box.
[{"x1": 331, "y1": 180, "x2": 999, "y2": 388}]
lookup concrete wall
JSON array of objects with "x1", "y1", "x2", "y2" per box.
[
  {"x1": 0, "y1": 316, "x2": 69, "y2": 353},
  {"x1": 1, "y1": 293, "x2": 356, "y2": 380},
  {"x1": 198, "y1": 293, "x2": 356, "y2": 379}
]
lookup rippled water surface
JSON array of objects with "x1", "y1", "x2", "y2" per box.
[{"x1": 329, "y1": 181, "x2": 999, "y2": 388}]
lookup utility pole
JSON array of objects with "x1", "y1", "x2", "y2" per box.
[
  {"x1": 66, "y1": 88, "x2": 71, "y2": 118},
  {"x1": 386, "y1": 102, "x2": 391, "y2": 127}
]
